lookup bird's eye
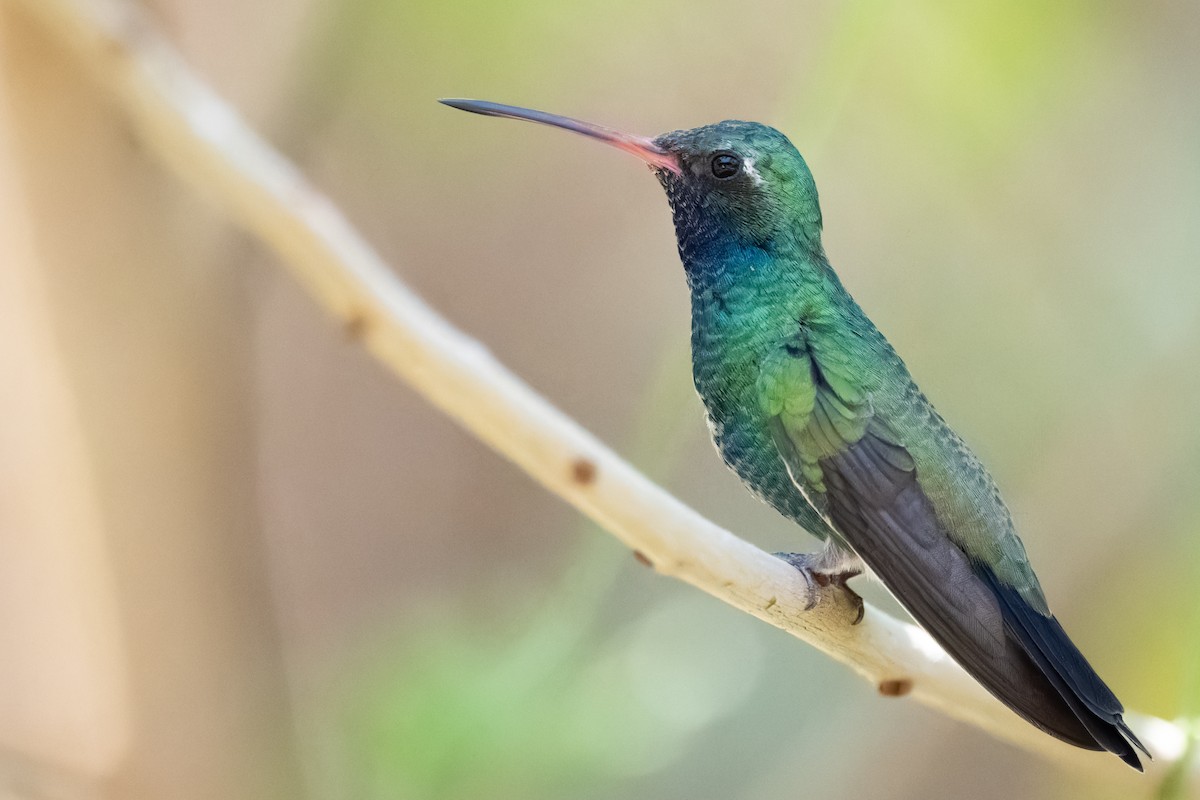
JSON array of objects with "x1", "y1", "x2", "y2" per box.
[{"x1": 710, "y1": 152, "x2": 742, "y2": 180}]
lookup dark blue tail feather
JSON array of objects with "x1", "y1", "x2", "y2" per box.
[{"x1": 979, "y1": 567, "x2": 1148, "y2": 771}]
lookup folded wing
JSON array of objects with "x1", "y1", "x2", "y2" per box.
[{"x1": 758, "y1": 337, "x2": 1144, "y2": 768}]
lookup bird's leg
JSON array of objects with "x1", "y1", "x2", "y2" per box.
[{"x1": 774, "y1": 541, "x2": 865, "y2": 624}]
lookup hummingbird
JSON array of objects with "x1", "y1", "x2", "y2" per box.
[{"x1": 440, "y1": 98, "x2": 1147, "y2": 769}]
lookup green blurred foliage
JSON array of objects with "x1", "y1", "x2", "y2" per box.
[{"x1": 344, "y1": 583, "x2": 770, "y2": 799}]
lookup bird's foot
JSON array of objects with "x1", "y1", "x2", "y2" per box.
[{"x1": 774, "y1": 551, "x2": 865, "y2": 625}]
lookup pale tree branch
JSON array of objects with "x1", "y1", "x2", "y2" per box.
[{"x1": 8, "y1": 0, "x2": 1190, "y2": 789}]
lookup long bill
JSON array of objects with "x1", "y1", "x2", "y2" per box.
[{"x1": 439, "y1": 99, "x2": 681, "y2": 175}]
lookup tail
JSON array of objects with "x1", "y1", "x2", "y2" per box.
[{"x1": 979, "y1": 567, "x2": 1149, "y2": 770}]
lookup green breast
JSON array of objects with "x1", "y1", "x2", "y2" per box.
[{"x1": 687, "y1": 269, "x2": 841, "y2": 543}]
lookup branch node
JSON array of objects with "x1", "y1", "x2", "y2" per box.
[
  {"x1": 569, "y1": 457, "x2": 596, "y2": 485},
  {"x1": 878, "y1": 679, "x2": 913, "y2": 698},
  {"x1": 344, "y1": 310, "x2": 370, "y2": 341}
]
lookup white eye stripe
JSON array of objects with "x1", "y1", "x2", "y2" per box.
[{"x1": 742, "y1": 156, "x2": 765, "y2": 186}]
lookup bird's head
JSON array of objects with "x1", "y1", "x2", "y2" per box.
[{"x1": 652, "y1": 121, "x2": 823, "y2": 258}]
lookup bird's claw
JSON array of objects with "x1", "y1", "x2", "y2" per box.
[{"x1": 775, "y1": 551, "x2": 865, "y2": 624}]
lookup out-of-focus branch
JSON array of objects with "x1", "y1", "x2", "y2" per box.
[{"x1": 9, "y1": 0, "x2": 1188, "y2": 787}]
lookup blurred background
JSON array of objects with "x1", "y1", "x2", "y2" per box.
[{"x1": 1, "y1": 0, "x2": 1198, "y2": 798}]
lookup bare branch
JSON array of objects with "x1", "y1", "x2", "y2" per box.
[{"x1": 9, "y1": 0, "x2": 1188, "y2": 787}]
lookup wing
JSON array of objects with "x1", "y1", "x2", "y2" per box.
[{"x1": 758, "y1": 338, "x2": 1145, "y2": 767}]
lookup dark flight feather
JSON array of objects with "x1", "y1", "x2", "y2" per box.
[{"x1": 818, "y1": 433, "x2": 1112, "y2": 752}]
